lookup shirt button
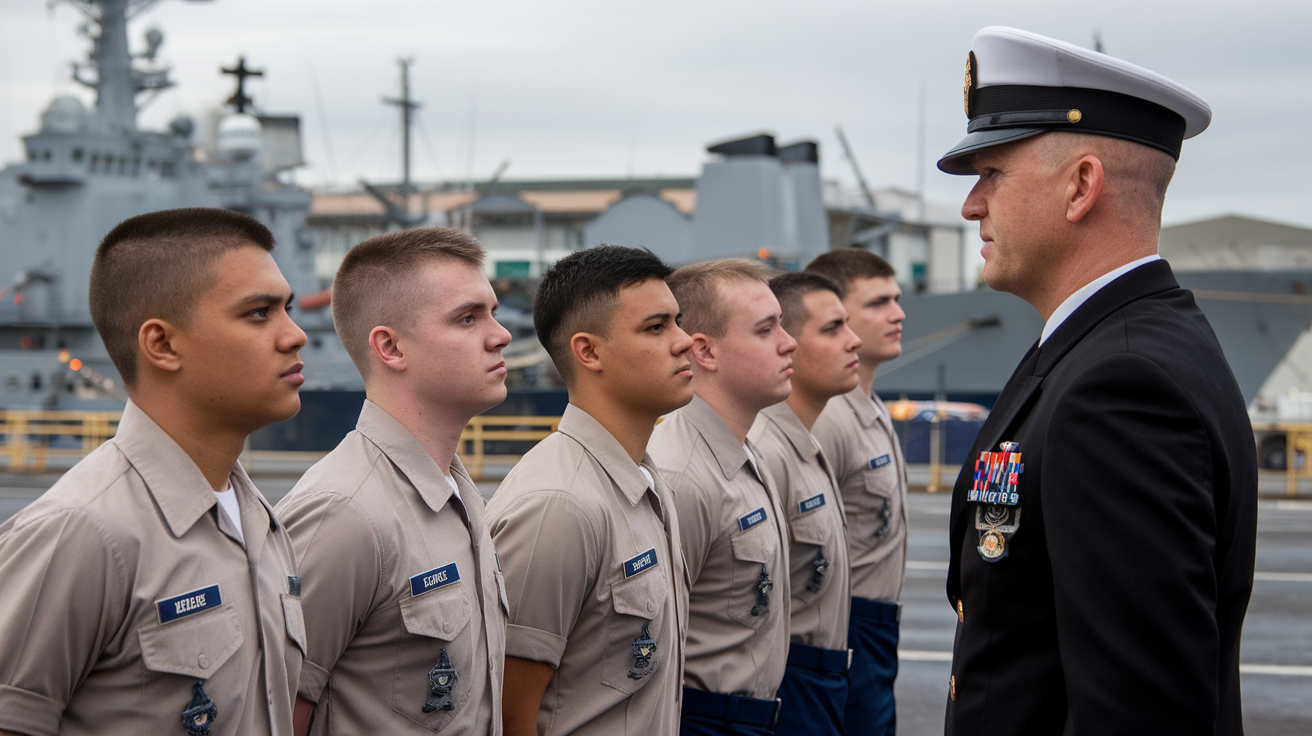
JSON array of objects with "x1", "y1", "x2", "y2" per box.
[
  {"x1": 647, "y1": 601, "x2": 655, "y2": 613},
  {"x1": 950, "y1": 675, "x2": 957, "y2": 701},
  {"x1": 957, "y1": 600, "x2": 964, "y2": 622},
  {"x1": 443, "y1": 622, "x2": 453, "y2": 634},
  {"x1": 198, "y1": 655, "x2": 209, "y2": 669}
]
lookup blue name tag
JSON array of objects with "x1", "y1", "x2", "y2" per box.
[
  {"x1": 869, "y1": 454, "x2": 891, "y2": 469},
  {"x1": 623, "y1": 548, "x2": 658, "y2": 578},
  {"x1": 157, "y1": 585, "x2": 221, "y2": 624},
  {"x1": 410, "y1": 563, "x2": 460, "y2": 596},
  {"x1": 799, "y1": 493, "x2": 826, "y2": 513},
  {"x1": 737, "y1": 507, "x2": 768, "y2": 531}
]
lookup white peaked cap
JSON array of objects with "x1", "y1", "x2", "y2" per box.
[{"x1": 938, "y1": 26, "x2": 1212, "y2": 175}]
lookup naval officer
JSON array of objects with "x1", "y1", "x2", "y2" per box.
[
  {"x1": 747, "y1": 272, "x2": 860, "y2": 736},
  {"x1": 805, "y1": 249, "x2": 908, "y2": 736},
  {"x1": 276, "y1": 229, "x2": 509, "y2": 735},
  {"x1": 0, "y1": 209, "x2": 308, "y2": 736},
  {"x1": 487, "y1": 245, "x2": 691, "y2": 736},
  {"x1": 648, "y1": 259, "x2": 793, "y2": 735},
  {"x1": 938, "y1": 27, "x2": 1257, "y2": 735}
]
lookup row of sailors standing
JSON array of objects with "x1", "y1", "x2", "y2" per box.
[{"x1": 0, "y1": 208, "x2": 909, "y2": 736}]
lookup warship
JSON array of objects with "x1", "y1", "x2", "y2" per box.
[{"x1": 2, "y1": 0, "x2": 1309, "y2": 459}]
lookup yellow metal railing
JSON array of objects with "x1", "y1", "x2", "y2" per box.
[
  {"x1": 1253, "y1": 422, "x2": 1312, "y2": 498},
  {"x1": 0, "y1": 410, "x2": 560, "y2": 479},
  {"x1": 0, "y1": 410, "x2": 123, "y2": 471}
]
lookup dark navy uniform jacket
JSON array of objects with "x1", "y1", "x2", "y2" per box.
[{"x1": 945, "y1": 260, "x2": 1257, "y2": 736}]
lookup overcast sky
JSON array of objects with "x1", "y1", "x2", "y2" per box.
[{"x1": 2, "y1": 0, "x2": 1309, "y2": 229}]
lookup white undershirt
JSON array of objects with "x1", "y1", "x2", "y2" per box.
[
  {"x1": 743, "y1": 443, "x2": 762, "y2": 479},
  {"x1": 1040, "y1": 255, "x2": 1161, "y2": 345},
  {"x1": 442, "y1": 473, "x2": 462, "y2": 502},
  {"x1": 638, "y1": 466, "x2": 655, "y2": 491},
  {"x1": 214, "y1": 482, "x2": 244, "y2": 543}
]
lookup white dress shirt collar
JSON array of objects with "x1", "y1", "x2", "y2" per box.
[{"x1": 1040, "y1": 254, "x2": 1160, "y2": 345}]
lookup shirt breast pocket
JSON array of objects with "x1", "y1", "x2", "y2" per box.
[
  {"x1": 602, "y1": 567, "x2": 668, "y2": 694},
  {"x1": 138, "y1": 603, "x2": 245, "y2": 679},
  {"x1": 858, "y1": 465, "x2": 897, "y2": 544},
  {"x1": 393, "y1": 584, "x2": 475, "y2": 731},
  {"x1": 728, "y1": 527, "x2": 777, "y2": 628},
  {"x1": 789, "y1": 504, "x2": 832, "y2": 603}
]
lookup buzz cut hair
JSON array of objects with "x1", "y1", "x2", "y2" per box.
[
  {"x1": 805, "y1": 248, "x2": 895, "y2": 292},
  {"x1": 332, "y1": 227, "x2": 485, "y2": 378},
  {"x1": 769, "y1": 271, "x2": 842, "y2": 335},
  {"x1": 666, "y1": 258, "x2": 773, "y2": 338},
  {"x1": 90, "y1": 207, "x2": 275, "y2": 387},
  {"x1": 533, "y1": 245, "x2": 674, "y2": 384}
]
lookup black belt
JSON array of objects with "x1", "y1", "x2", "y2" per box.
[
  {"x1": 786, "y1": 642, "x2": 852, "y2": 673},
  {"x1": 850, "y1": 596, "x2": 901, "y2": 623},
  {"x1": 682, "y1": 686, "x2": 781, "y2": 729}
]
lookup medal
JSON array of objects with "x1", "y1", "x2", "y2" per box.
[
  {"x1": 969, "y1": 441, "x2": 1024, "y2": 506},
  {"x1": 974, "y1": 504, "x2": 1021, "y2": 562}
]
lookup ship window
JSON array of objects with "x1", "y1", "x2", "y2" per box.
[
  {"x1": 89, "y1": 153, "x2": 98, "y2": 172},
  {"x1": 30, "y1": 373, "x2": 41, "y2": 391},
  {"x1": 71, "y1": 148, "x2": 83, "y2": 162},
  {"x1": 3, "y1": 375, "x2": 17, "y2": 392},
  {"x1": 43, "y1": 150, "x2": 52, "y2": 161}
]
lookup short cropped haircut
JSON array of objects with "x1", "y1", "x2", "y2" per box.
[
  {"x1": 332, "y1": 227, "x2": 485, "y2": 378},
  {"x1": 666, "y1": 259, "x2": 772, "y2": 338},
  {"x1": 805, "y1": 248, "x2": 895, "y2": 292},
  {"x1": 90, "y1": 207, "x2": 275, "y2": 386},
  {"x1": 534, "y1": 245, "x2": 673, "y2": 383},
  {"x1": 769, "y1": 271, "x2": 842, "y2": 335}
]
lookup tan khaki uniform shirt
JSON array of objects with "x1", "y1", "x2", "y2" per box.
[
  {"x1": 0, "y1": 401, "x2": 304, "y2": 736},
  {"x1": 811, "y1": 387, "x2": 908, "y2": 602},
  {"x1": 275, "y1": 401, "x2": 505, "y2": 735},
  {"x1": 748, "y1": 402, "x2": 851, "y2": 651},
  {"x1": 648, "y1": 395, "x2": 790, "y2": 700},
  {"x1": 486, "y1": 404, "x2": 687, "y2": 736}
]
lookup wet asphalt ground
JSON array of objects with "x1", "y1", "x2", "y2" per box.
[{"x1": 1, "y1": 467, "x2": 1309, "y2": 734}]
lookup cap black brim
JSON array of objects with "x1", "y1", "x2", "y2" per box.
[{"x1": 936, "y1": 128, "x2": 1048, "y2": 175}]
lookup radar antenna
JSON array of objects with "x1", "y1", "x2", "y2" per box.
[{"x1": 220, "y1": 56, "x2": 264, "y2": 113}]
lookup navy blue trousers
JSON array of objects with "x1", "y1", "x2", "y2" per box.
[
  {"x1": 774, "y1": 642, "x2": 849, "y2": 736},
  {"x1": 844, "y1": 597, "x2": 900, "y2": 736},
  {"x1": 680, "y1": 687, "x2": 777, "y2": 736}
]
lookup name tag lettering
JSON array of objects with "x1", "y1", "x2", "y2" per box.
[
  {"x1": 869, "y1": 454, "x2": 892, "y2": 469},
  {"x1": 799, "y1": 493, "x2": 826, "y2": 513},
  {"x1": 156, "y1": 585, "x2": 222, "y2": 624},
  {"x1": 623, "y1": 548, "x2": 659, "y2": 578},
  {"x1": 738, "y1": 507, "x2": 768, "y2": 531},
  {"x1": 410, "y1": 562, "x2": 461, "y2": 597}
]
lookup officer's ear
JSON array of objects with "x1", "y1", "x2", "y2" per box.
[
  {"x1": 138, "y1": 318, "x2": 182, "y2": 374},
  {"x1": 688, "y1": 333, "x2": 717, "y2": 373},
  {"x1": 1066, "y1": 154, "x2": 1104, "y2": 224},
  {"x1": 368, "y1": 325, "x2": 407, "y2": 374},
  {"x1": 570, "y1": 332, "x2": 605, "y2": 375}
]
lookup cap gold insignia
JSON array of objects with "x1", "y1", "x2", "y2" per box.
[
  {"x1": 963, "y1": 51, "x2": 976, "y2": 116},
  {"x1": 1067, "y1": 109, "x2": 1082, "y2": 123}
]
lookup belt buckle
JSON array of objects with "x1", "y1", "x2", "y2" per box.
[{"x1": 770, "y1": 697, "x2": 782, "y2": 728}]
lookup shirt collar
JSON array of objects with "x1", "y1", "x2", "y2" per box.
[
  {"x1": 113, "y1": 400, "x2": 276, "y2": 538},
  {"x1": 1041, "y1": 254, "x2": 1161, "y2": 344},
  {"x1": 838, "y1": 383, "x2": 881, "y2": 429},
  {"x1": 680, "y1": 393, "x2": 754, "y2": 481},
  {"x1": 557, "y1": 403, "x2": 654, "y2": 507},
  {"x1": 355, "y1": 400, "x2": 461, "y2": 516},
  {"x1": 758, "y1": 402, "x2": 822, "y2": 464}
]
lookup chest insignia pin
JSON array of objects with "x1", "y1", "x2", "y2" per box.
[
  {"x1": 181, "y1": 681, "x2": 218, "y2": 736},
  {"x1": 423, "y1": 648, "x2": 458, "y2": 713},
  {"x1": 628, "y1": 622, "x2": 658, "y2": 680},
  {"x1": 807, "y1": 545, "x2": 829, "y2": 592},
  {"x1": 751, "y1": 564, "x2": 773, "y2": 616}
]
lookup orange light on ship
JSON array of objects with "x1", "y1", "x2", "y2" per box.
[
  {"x1": 69, "y1": 358, "x2": 82, "y2": 371},
  {"x1": 757, "y1": 248, "x2": 771, "y2": 260}
]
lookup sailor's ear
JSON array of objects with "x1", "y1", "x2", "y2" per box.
[
  {"x1": 1066, "y1": 154, "x2": 1104, "y2": 224},
  {"x1": 688, "y1": 333, "x2": 717, "y2": 372},
  {"x1": 138, "y1": 318, "x2": 182, "y2": 374},
  {"x1": 368, "y1": 325, "x2": 407, "y2": 374},
  {"x1": 571, "y1": 332, "x2": 604, "y2": 375}
]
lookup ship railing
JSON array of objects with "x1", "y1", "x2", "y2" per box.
[
  {"x1": 0, "y1": 411, "x2": 561, "y2": 481},
  {"x1": 0, "y1": 410, "x2": 122, "y2": 472},
  {"x1": 1251, "y1": 422, "x2": 1312, "y2": 498}
]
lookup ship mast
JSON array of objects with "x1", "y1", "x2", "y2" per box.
[
  {"x1": 383, "y1": 57, "x2": 420, "y2": 198},
  {"x1": 65, "y1": 0, "x2": 181, "y2": 134}
]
